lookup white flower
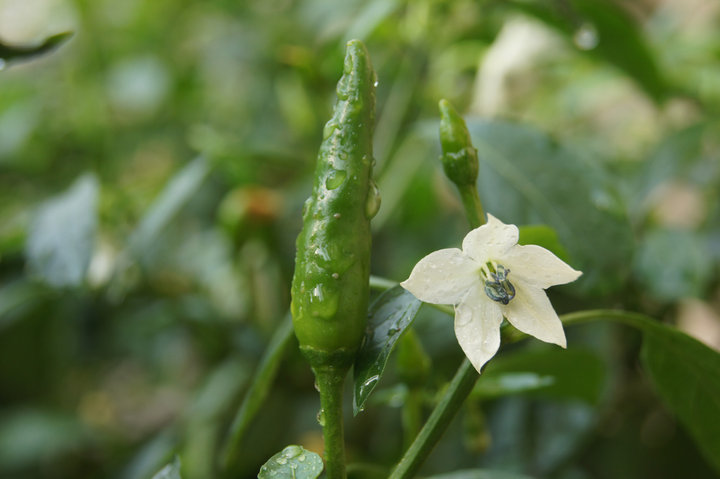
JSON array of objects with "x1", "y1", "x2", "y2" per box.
[{"x1": 400, "y1": 214, "x2": 582, "y2": 373}]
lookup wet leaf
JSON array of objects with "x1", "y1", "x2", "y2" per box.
[
  {"x1": 257, "y1": 445, "x2": 323, "y2": 479},
  {"x1": 353, "y1": 286, "x2": 422, "y2": 415}
]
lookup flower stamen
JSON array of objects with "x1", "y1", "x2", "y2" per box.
[{"x1": 480, "y1": 261, "x2": 516, "y2": 305}]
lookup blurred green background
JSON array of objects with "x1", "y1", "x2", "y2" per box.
[{"x1": 1, "y1": 0, "x2": 720, "y2": 478}]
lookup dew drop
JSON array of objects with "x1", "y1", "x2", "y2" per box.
[
  {"x1": 314, "y1": 246, "x2": 330, "y2": 261},
  {"x1": 283, "y1": 445, "x2": 303, "y2": 458},
  {"x1": 325, "y1": 169, "x2": 347, "y2": 190},
  {"x1": 308, "y1": 282, "x2": 339, "y2": 319},
  {"x1": 298, "y1": 454, "x2": 306, "y2": 462},
  {"x1": 277, "y1": 457, "x2": 288, "y2": 465},
  {"x1": 365, "y1": 180, "x2": 381, "y2": 219},
  {"x1": 323, "y1": 120, "x2": 338, "y2": 139},
  {"x1": 574, "y1": 23, "x2": 599, "y2": 50},
  {"x1": 363, "y1": 375, "x2": 380, "y2": 388},
  {"x1": 301, "y1": 199, "x2": 310, "y2": 217},
  {"x1": 312, "y1": 284, "x2": 324, "y2": 302},
  {"x1": 317, "y1": 409, "x2": 326, "y2": 426}
]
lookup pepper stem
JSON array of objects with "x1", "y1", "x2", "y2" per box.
[
  {"x1": 313, "y1": 365, "x2": 348, "y2": 479},
  {"x1": 458, "y1": 185, "x2": 484, "y2": 229}
]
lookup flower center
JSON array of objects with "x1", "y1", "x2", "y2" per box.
[{"x1": 480, "y1": 261, "x2": 516, "y2": 305}]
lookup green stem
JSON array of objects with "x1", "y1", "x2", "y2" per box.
[
  {"x1": 389, "y1": 359, "x2": 478, "y2": 479},
  {"x1": 314, "y1": 366, "x2": 348, "y2": 479},
  {"x1": 458, "y1": 185, "x2": 484, "y2": 229}
]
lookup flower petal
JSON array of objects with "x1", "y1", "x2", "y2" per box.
[
  {"x1": 454, "y1": 290, "x2": 504, "y2": 373},
  {"x1": 504, "y1": 282, "x2": 566, "y2": 348},
  {"x1": 502, "y1": 244, "x2": 582, "y2": 289},
  {"x1": 462, "y1": 214, "x2": 518, "y2": 263},
  {"x1": 400, "y1": 248, "x2": 480, "y2": 305}
]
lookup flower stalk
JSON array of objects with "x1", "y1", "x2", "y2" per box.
[{"x1": 390, "y1": 99, "x2": 485, "y2": 479}]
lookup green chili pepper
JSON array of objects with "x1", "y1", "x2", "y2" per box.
[{"x1": 291, "y1": 40, "x2": 379, "y2": 369}]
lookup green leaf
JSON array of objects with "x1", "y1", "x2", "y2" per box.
[
  {"x1": 258, "y1": 445, "x2": 323, "y2": 479},
  {"x1": 25, "y1": 174, "x2": 99, "y2": 288},
  {"x1": 221, "y1": 314, "x2": 294, "y2": 469},
  {"x1": 564, "y1": 310, "x2": 720, "y2": 473},
  {"x1": 639, "y1": 321, "x2": 720, "y2": 473},
  {"x1": 467, "y1": 119, "x2": 633, "y2": 293},
  {"x1": 508, "y1": 0, "x2": 666, "y2": 102},
  {"x1": 0, "y1": 32, "x2": 73, "y2": 64},
  {"x1": 353, "y1": 286, "x2": 422, "y2": 415},
  {"x1": 634, "y1": 228, "x2": 712, "y2": 301},
  {"x1": 151, "y1": 457, "x2": 182, "y2": 479},
  {"x1": 129, "y1": 157, "x2": 210, "y2": 265},
  {"x1": 518, "y1": 224, "x2": 569, "y2": 262},
  {"x1": 477, "y1": 348, "x2": 606, "y2": 404},
  {"x1": 0, "y1": 409, "x2": 89, "y2": 471}
]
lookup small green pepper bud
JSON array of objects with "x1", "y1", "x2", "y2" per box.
[
  {"x1": 291, "y1": 40, "x2": 379, "y2": 369},
  {"x1": 438, "y1": 99, "x2": 479, "y2": 187},
  {"x1": 438, "y1": 99, "x2": 484, "y2": 229}
]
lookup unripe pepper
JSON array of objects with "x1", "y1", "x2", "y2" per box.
[{"x1": 291, "y1": 40, "x2": 379, "y2": 369}]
